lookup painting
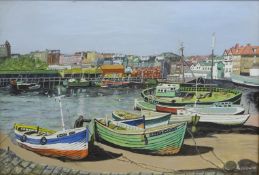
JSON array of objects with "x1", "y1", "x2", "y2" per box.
[{"x1": 0, "y1": 1, "x2": 258, "y2": 175}]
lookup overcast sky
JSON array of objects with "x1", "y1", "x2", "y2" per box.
[{"x1": 0, "y1": 1, "x2": 258, "y2": 56}]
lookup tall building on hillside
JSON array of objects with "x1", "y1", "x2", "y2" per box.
[
  {"x1": 223, "y1": 43, "x2": 259, "y2": 77},
  {"x1": 0, "y1": 40, "x2": 11, "y2": 59},
  {"x1": 47, "y1": 50, "x2": 60, "y2": 65}
]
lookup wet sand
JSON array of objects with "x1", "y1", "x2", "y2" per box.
[{"x1": 0, "y1": 131, "x2": 258, "y2": 173}]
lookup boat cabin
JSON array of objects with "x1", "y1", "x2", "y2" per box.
[{"x1": 155, "y1": 84, "x2": 180, "y2": 97}]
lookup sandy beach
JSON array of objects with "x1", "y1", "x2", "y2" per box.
[{"x1": 1, "y1": 130, "x2": 258, "y2": 173}]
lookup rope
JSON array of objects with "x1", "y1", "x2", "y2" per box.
[
  {"x1": 94, "y1": 141, "x2": 176, "y2": 174},
  {"x1": 186, "y1": 128, "x2": 225, "y2": 171},
  {"x1": 0, "y1": 129, "x2": 13, "y2": 146}
]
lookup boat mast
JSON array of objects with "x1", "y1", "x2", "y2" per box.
[
  {"x1": 57, "y1": 88, "x2": 65, "y2": 131},
  {"x1": 210, "y1": 33, "x2": 215, "y2": 95},
  {"x1": 180, "y1": 43, "x2": 185, "y2": 83}
]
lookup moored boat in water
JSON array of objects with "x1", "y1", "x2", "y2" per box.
[
  {"x1": 95, "y1": 119, "x2": 187, "y2": 155},
  {"x1": 10, "y1": 80, "x2": 41, "y2": 92},
  {"x1": 141, "y1": 83, "x2": 242, "y2": 107},
  {"x1": 67, "y1": 78, "x2": 90, "y2": 87}
]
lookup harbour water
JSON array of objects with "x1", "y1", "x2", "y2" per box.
[
  {"x1": 0, "y1": 87, "x2": 141, "y2": 133},
  {"x1": 0, "y1": 86, "x2": 258, "y2": 134}
]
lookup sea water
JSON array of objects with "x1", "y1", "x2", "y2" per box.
[{"x1": 0, "y1": 87, "x2": 258, "y2": 134}]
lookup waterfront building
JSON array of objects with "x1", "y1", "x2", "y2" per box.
[
  {"x1": 250, "y1": 63, "x2": 259, "y2": 76},
  {"x1": 135, "y1": 66, "x2": 161, "y2": 79},
  {"x1": 83, "y1": 51, "x2": 97, "y2": 64},
  {"x1": 0, "y1": 40, "x2": 11, "y2": 59},
  {"x1": 223, "y1": 43, "x2": 259, "y2": 76},
  {"x1": 113, "y1": 54, "x2": 126, "y2": 65},
  {"x1": 30, "y1": 50, "x2": 48, "y2": 63},
  {"x1": 189, "y1": 60, "x2": 224, "y2": 79},
  {"x1": 59, "y1": 52, "x2": 83, "y2": 65},
  {"x1": 100, "y1": 64, "x2": 124, "y2": 78},
  {"x1": 47, "y1": 50, "x2": 60, "y2": 65},
  {"x1": 187, "y1": 55, "x2": 209, "y2": 64}
]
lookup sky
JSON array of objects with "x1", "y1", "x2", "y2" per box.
[{"x1": 0, "y1": 1, "x2": 258, "y2": 56}]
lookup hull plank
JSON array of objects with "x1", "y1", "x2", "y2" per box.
[{"x1": 95, "y1": 119, "x2": 187, "y2": 155}]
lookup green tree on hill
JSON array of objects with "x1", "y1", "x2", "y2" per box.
[{"x1": 0, "y1": 55, "x2": 48, "y2": 71}]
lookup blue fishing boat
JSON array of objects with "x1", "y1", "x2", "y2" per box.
[{"x1": 112, "y1": 110, "x2": 171, "y2": 128}]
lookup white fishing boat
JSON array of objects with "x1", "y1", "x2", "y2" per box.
[
  {"x1": 184, "y1": 102, "x2": 245, "y2": 115},
  {"x1": 171, "y1": 109, "x2": 250, "y2": 125}
]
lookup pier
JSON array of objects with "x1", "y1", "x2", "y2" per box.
[{"x1": 0, "y1": 75, "x2": 143, "y2": 88}]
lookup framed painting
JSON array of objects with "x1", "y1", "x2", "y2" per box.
[{"x1": 0, "y1": 1, "x2": 258, "y2": 175}]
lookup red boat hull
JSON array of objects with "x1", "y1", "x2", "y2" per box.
[{"x1": 156, "y1": 104, "x2": 184, "y2": 114}]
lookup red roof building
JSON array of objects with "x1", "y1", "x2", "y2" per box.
[{"x1": 224, "y1": 43, "x2": 259, "y2": 75}]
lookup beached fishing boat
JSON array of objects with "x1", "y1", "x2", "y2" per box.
[
  {"x1": 170, "y1": 112, "x2": 250, "y2": 126},
  {"x1": 14, "y1": 124, "x2": 89, "y2": 160},
  {"x1": 95, "y1": 119, "x2": 187, "y2": 155},
  {"x1": 141, "y1": 83, "x2": 242, "y2": 107},
  {"x1": 184, "y1": 102, "x2": 245, "y2": 115},
  {"x1": 112, "y1": 110, "x2": 171, "y2": 128},
  {"x1": 13, "y1": 92, "x2": 91, "y2": 160}
]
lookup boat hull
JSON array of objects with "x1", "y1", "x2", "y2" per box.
[
  {"x1": 14, "y1": 124, "x2": 89, "y2": 160},
  {"x1": 170, "y1": 114, "x2": 250, "y2": 125},
  {"x1": 95, "y1": 119, "x2": 187, "y2": 155},
  {"x1": 185, "y1": 106, "x2": 245, "y2": 115},
  {"x1": 141, "y1": 87, "x2": 242, "y2": 107},
  {"x1": 156, "y1": 104, "x2": 184, "y2": 114},
  {"x1": 134, "y1": 100, "x2": 156, "y2": 111}
]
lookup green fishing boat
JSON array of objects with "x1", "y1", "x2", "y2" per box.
[
  {"x1": 95, "y1": 119, "x2": 187, "y2": 155},
  {"x1": 141, "y1": 83, "x2": 242, "y2": 107}
]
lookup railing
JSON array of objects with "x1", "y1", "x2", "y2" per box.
[{"x1": 0, "y1": 76, "x2": 143, "y2": 86}]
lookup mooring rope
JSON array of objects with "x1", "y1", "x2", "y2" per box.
[
  {"x1": 186, "y1": 128, "x2": 225, "y2": 171},
  {"x1": 94, "y1": 141, "x2": 176, "y2": 174}
]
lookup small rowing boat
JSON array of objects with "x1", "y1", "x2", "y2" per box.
[{"x1": 112, "y1": 110, "x2": 171, "y2": 128}]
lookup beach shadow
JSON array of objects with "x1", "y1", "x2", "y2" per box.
[
  {"x1": 61, "y1": 145, "x2": 122, "y2": 162},
  {"x1": 187, "y1": 124, "x2": 259, "y2": 139},
  {"x1": 176, "y1": 144, "x2": 213, "y2": 156},
  {"x1": 94, "y1": 139, "x2": 213, "y2": 157}
]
